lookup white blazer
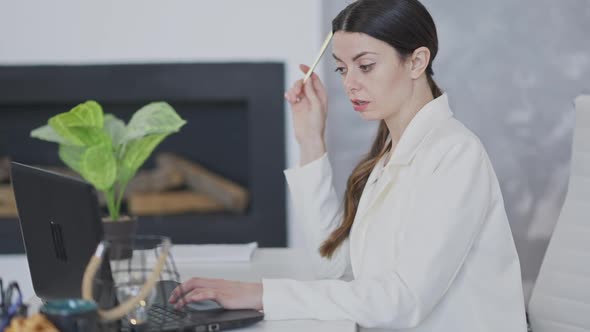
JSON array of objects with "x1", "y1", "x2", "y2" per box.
[{"x1": 262, "y1": 94, "x2": 527, "y2": 331}]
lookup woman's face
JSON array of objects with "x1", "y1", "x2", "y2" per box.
[{"x1": 332, "y1": 31, "x2": 413, "y2": 121}]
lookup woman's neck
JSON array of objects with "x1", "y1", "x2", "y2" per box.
[{"x1": 384, "y1": 81, "x2": 434, "y2": 148}]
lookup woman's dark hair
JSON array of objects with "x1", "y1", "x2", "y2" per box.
[{"x1": 320, "y1": 0, "x2": 443, "y2": 258}]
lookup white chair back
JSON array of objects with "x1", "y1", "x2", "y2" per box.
[{"x1": 528, "y1": 95, "x2": 590, "y2": 331}]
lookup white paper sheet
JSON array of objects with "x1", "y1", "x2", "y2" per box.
[{"x1": 167, "y1": 242, "x2": 258, "y2": 264}]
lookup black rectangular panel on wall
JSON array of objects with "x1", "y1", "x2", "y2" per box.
[{"x1": 0, "y1": 63, "x2": 286, "y2": 253}]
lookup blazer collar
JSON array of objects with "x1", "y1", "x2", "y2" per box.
[
  {"x1": 388, "y1": 93, "x2": 454, "y2": 167},
  {"x1": 351, "y1": 94, "x2": 454, "y2": 263}
]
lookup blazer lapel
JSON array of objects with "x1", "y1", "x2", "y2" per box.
[{"x1": 352, "y1": 94, "x2": 454, "y2": 234}]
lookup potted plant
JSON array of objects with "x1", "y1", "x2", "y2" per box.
[{"x1": 30, "y1": 100, "x2": 186, "y2": 246}]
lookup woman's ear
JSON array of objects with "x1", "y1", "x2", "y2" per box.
[{"x1": 409, "y1": 47, "x2": 431, "y2": 79}]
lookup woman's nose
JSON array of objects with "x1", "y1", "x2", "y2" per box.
[{"x1": 343, "y1": 72, "x2": 360, "y2": 93}]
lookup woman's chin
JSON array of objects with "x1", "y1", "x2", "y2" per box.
[{"x1": 357, "y1": 110, "x2": 381, "y2": 121}]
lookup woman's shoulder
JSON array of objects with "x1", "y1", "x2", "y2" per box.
[{"x1": 414, "y1": 117, "x2": 487, "y2": 170}]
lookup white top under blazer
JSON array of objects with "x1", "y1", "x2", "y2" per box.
[{"x1": 262, "y1": 94, "x2": 527, "y2": 331}]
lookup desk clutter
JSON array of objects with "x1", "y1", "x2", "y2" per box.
[
  {"x1": 0, "y1": 236, "x2": 188, "y2": 332},
  {"x1": 4, "y1": 313, "x2": 58, "y2": 332},
  {"x1": 0, "y1": 279, "x2": 30, "y2": 331},
  {"x1": 1, "y1": 237, "x2": 263, "y2": 331},
  {"x1": 1, "y1": 237, "x2": 191, "y2": 332}
]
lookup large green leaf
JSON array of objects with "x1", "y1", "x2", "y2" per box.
[
  {"x1": 79, "y1": 143, "x2": 117, "y2": 191},
  {"x1": 59, "y1": 145, "x2": 86, "y2": 174},
  {"x1": 123, "y1": 102, "x2": 186, "y2": 142},
  {"x1": 49, "y1": 101, "x2": 104, "y2": 146},
  {"x1": 31, "y1": 125, "x2": 69, "y2": 145},
  {"x1": 119, "y1": 134, "x2": 167, "y2": 183},
  {"x1": 66, "y1": 127, "x2": 112, "y2": 147},
  {"x1": 103, "y1": 114, "x2": 126, "y2": 150}
]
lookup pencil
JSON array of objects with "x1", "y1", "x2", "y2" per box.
[{"x1": 303, "y1": 30, "x2": 334, "y2": 83}]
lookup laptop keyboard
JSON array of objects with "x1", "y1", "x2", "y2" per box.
[
  {"x1": 149, "y1": 304, "x2": 188, "y2": 325},
  {"x1": 120, "y1": 304, "x2": 204, "y2": 332}
]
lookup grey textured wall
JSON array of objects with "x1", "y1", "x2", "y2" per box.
[{"x1": 322, "y1": 0, "x2": 590, "y2": 302}]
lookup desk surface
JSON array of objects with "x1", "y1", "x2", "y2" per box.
[
  {"x1": 2, "y1": 248, "x2": 357, "y2": 332},
  {"x1": 170, "y1": 249, "x2": 357, "y2": 332}
]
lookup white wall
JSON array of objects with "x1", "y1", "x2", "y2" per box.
[{"x1": 0, "y1": 0, "x2": 324, "y2": 249}]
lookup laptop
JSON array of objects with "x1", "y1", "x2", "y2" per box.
[{"x1": 10, "y1": 162, "x2": 264, "y2": 331}]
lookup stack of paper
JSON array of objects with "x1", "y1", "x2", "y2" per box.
[{"x1": 168, "y1": 242, "x2": 258, "y2": 264}]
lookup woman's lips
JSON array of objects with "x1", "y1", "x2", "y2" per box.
[{"x1": 351, "y1": 99, "x2": 370, "y2": 112}]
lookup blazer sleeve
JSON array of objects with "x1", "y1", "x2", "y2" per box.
[
  {"x1": 263, "y1": 139, "x2": 492, "y2": 329},
  {"x1": 283, "y1": 152, "x2": 350, "y2": 279}
]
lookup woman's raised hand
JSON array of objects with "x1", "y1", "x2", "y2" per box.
[{"x1": 284, "y1": 64, "x2": 329, "y2": 164}]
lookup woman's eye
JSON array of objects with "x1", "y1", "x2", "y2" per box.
[
  {"x1": 359, "y1": 63, "x2": 375, "y2": 72},
  {"x1": 334, "y1": 67, "x2": 347, "y2": 75}
]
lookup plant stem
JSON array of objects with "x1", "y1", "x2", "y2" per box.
[
  {"x1": 104, "y1": 187, "x2": 118, "y2": 221},
  {"x1": 115, "y1": 180, "x2": 128, "y2": 219}
]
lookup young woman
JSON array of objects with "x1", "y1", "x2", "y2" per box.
[{"x1": 170, "y1": 0, "x2": 527, "y2": 330}]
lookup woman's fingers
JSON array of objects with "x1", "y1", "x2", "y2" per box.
[
  {"x1": 168, "y1": 283, "x2": 190, "y2": 303},
  {"x1": 299, "y1": 64, "x2": 327, "y2": 107},
  {"x1": 299, "y1": 64, "x2": 321, "y2": 84},
  {"x1": 285, "y1": 79, "x2": 304, "y2": 104},
  {"x1": 293, "y1": 79, "x2": 304, "y2": 100},
  {"x1": 285, "y1": 65, "x2": 326, "y2": 107},
  {"x1": 168, "y1": 279, "x2": 262, "y2": 311},
  {"x1": 311, "y1": 75, "x2": 328, "y2": 108},
  {"x1": 299, "y1": 64, "x2": 312, "y2": 77},
  {"x1": 303, "y1": 78, "x2": 320, "y2": 106},
  {"x1": 168, "y1": 278, "x2": 224, "y2": 303},
  {"x1": 285, "y1": 91, "x2": 297, "y2": 105},
  {"x1": 174, "y1": 288, "x2": 217, "y2": 309}
]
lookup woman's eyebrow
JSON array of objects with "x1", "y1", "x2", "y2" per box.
[{"x1": 332, "y1": 51, "x2": 378, "y2": 62}]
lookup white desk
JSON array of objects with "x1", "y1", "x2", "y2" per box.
[
  {"x1": 1, "y1": 248, "x2": 357, "y2": 332},
  {"x1": 172, "y1": 249, "x2": 356, "y2": 331}
]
